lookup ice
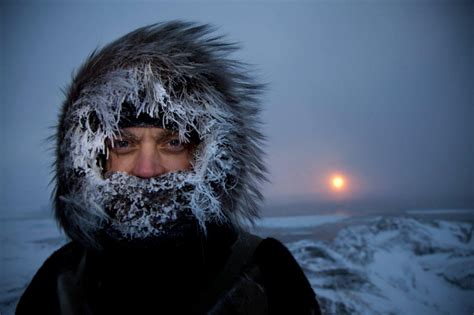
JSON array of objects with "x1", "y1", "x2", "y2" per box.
[{"x1": 255, "y1": 214, "x2": 347, "y2": 229}]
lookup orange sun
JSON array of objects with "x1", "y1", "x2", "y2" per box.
[{"x1": 330, "y1": 175, "x2": 346, "y2": 191}]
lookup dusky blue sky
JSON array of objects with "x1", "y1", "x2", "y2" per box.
[{"x1": 1, "y1": 0, "x2": 473, "y2": 217}]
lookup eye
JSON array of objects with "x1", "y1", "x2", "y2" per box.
[
  {"x1": 114, "y1": 140, "x2": 130, "y2": 148},
  {"x1": 108, "y1": 138, "x2": 134, "y2": 154},
  {"x1": 165, "y1": 138, "x2": 185, "y2": 152},
  {"x1": 169, "y1": 139, "x2": 181, "y2": 147}
]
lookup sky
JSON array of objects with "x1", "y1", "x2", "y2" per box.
[{"x1": 1, "y1": 0, "x2": 473, "y2": 218}]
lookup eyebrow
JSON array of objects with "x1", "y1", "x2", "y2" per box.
[
  {"x1": 116, "y1": 129, "x2": 178, "y2": 143},
  {"x1": 154, "y1": 129, "x2": 177, "y2": 143},
  {"x1": 116, "y1": 129, "x2": 139, "y2": 141}
]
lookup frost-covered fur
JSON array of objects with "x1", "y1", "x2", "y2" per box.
[{"x1": 54, "y1": 21, "x2": 266, "y2": 249}]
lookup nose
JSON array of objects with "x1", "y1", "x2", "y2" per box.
[{"x1": 131, "y1": 146, "x2": 165, "y2": 179}]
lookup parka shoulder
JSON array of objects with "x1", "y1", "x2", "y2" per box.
[
  {"x1": 16, "y1": 242, "x2": 84, "y2": 315},
  {"x1": 254, "y1": 238, "x2": 321, "y2": 315}
]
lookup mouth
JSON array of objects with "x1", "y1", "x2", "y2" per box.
[{"x1": 98, "y1": 171, "x2": 196, "y2": 241}]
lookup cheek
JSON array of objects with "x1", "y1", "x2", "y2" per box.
[
  {"x1": 106, "y1": 153, "x2": 133, "y2": 173},
  {"x1": 161, "y1": 152, "x2": 193, "y2": 171}
]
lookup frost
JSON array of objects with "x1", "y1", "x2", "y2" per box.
[
  {"x1": 59, "y1": 64, "x2": 240, "y2": 245},
  {"x1": 95, "y1": 171, "x2": 225, "y2": 240}
]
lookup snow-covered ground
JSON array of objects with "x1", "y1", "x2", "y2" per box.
[
  {"x1": 286, "y1": 216, "x2": 474, "y2": 315},
  {"x1": 1, "y1": 210, "x2": 473, "y2": 314}
]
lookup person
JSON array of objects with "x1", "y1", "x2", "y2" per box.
[{"x1": 16, "y1": 21, "x2": 321, "y2": 315}]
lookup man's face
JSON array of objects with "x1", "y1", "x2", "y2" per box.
[{"x1": 106, "y1": 127, "x2": 193, "y2": 178}]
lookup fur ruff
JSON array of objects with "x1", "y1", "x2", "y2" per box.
[{"x1": 53, "y1": 21, "x2": 267, "y2": 249}]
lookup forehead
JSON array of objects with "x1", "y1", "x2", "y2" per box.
[{"x1": 118, "y1": 127, "x2": 175, "y2": 140}]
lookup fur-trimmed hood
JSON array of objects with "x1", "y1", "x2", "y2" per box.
[{"x1": 54, "y1": 21, "x2": 266, "y2": 249}]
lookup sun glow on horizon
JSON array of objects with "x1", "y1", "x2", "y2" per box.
[
  {"x1": 308, "y1": 169, "x2": 356, "y2": 198},
  {"x1": 330, "y1": 174, "x2": 346, "y2": 191}
]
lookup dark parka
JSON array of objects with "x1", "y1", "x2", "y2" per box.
[
  {"x1": 16, "y1": 21, "x2": 321, "y2": 315},
  {"x1": 17, "y1": 228, "x2": 320, "y2": 314}
]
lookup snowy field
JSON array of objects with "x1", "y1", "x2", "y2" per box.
[{"x1": 1, "y1": 209, "x2": 473, "y2": 315}]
